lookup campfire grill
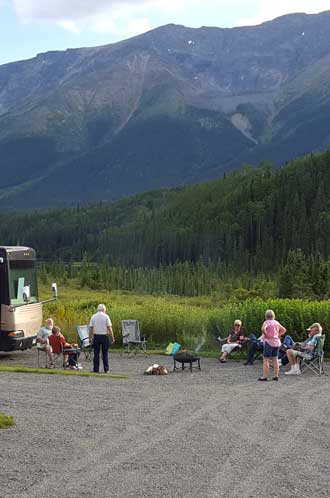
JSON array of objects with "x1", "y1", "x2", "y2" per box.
[{"x1": 173, "y1": 351, "x2": 201, "y2": 372}]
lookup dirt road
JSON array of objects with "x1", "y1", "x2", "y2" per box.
[{"x1": 0, "y1": 351, "x2": 329, "y2": 498}]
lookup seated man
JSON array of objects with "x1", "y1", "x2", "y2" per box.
[
  {"x1": 49, "y1": 326, "x2": 81, "y2": 370},
  {"x1": 285, "y1": 322, "x2": 322, "y2": 376},
  {"x1": 37, "y1": 318, "x2": 54, "y2": 367},
  {"x1": 245, "y1": 334, "x2": 294, "y2": 366},
  {"x1": 218, "y1": 319, "x2": 248, "y2": 363}
]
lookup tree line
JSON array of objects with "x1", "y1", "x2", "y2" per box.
[{"x1": 1, "y1": 150, "x2": 330, "y2": 298}]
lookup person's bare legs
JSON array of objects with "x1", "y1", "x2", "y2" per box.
[
  {"x1": 262, "y1": 358, "x2": 270, "y2": 379},
  {"x1": 219, "y1": 351, "x2": 228, "y2": 361},
  {"x1": 273, "y1": 357, "x2": 279, "y2": 378},
  {"x1": 285, "y1": 349, "x2": 300, "y2": 375},
  {"x1": 46, "y1": 344, "x2": 54, "y2": 365},
  {"x1": 286, "y1": 349, "x2": 297, "y2": 366}
]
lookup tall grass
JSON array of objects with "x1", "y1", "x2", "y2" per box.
[{"x1": 41, "y1": 285, "x2": 330, "y2": 351}]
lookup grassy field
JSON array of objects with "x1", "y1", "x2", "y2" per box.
[
  {"x1": 0, "y1": 366, "x2": 127, "y2": 379},
  {"x1": 40, "y1": 283, "x2": 330, "y2": 351}
]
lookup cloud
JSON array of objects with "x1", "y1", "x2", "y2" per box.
[
  {"x1": 237, "y1": 0, "x2": 330, "y2": 26},
  {"x1": 12, "y1": 0, "x2": 173, "y2": 37},
  {"x1": 11, "y1": 1, "x2": 330, "y2": 39}
]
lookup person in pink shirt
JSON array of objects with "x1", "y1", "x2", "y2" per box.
[{"x1": 258, "y1": 309, "x2": 286, "y2": 382}]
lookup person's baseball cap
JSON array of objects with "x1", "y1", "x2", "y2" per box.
[{"x1": 306, "y1": 322, "x2": 322, "y2": 333}]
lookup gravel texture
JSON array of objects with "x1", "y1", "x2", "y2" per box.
[{"x1": 0, "y1": 350, "x2": 330, "y2": 498}]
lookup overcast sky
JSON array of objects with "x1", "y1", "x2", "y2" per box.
[{"x1": 0, "y1": 0, "x2": 329, "y2": 65}]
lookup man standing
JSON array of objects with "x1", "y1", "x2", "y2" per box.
[
  {"x1": 89, "y1": 304, "x2": 115, "y2": 373},
  {"x1": 37, "y1": 318, "x2": 54, "y2": 367}
]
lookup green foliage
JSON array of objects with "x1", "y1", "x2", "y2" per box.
[
  {"x1": 0, "y1": 413, "x2": 14, "y2": 430},
  {"x1": 40, "y1": 285, "x2": 330, "y2": 351},
  {"x1": 1, "y1": 150, "x2": 330, "y2": 279},
  {"x1": 0, "y1": 366, "x2": 127, "y2": 379}
]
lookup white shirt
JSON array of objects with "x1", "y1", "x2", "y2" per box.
[{"x1": 89, "y1": 311, "x2": 112, "y2": 335}]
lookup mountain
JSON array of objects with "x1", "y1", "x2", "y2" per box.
[{"x1": 1, "y1": 11, "x2": 330, "y2": 209}]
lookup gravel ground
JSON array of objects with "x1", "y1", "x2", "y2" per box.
[{"x1": 0, "y1": 350, "x2": 330, "y2": 498}]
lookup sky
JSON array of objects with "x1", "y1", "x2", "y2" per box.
[{"x1": 0, "y1": 0, "x2": 329, "y2": 65}]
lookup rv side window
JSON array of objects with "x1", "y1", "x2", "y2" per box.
[{"x1": 9, "y1": 260, "x2": 38, "y2": 306}]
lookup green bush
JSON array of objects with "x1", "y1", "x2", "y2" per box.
[
  {"x1": 43, "y1": 287, "x2": 330, "y2": 351},
  {"x1": 0, "y1": 413, "x2": 14, "y2": 430}
]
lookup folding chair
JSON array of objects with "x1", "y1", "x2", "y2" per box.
[
  {"x1": 77, "y1": 325, "x2": 92, "y2": 361},
  {"x1": 37, "y1": 342, "x2": 63, "y2": 368},
  {"x1": 217, "y1": 335, "x2": 248, "y2": 360},
  {"x1": 300, "y1": 335, "x2": 325, "y2": 376},
  {"x1": 37, "y1": 343, "x2": 50, "y2": 368},
  {"x1": 121, "y1": 320, "x2": 147, "y2": 355}
]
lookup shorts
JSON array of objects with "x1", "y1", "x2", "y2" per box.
[
  {"x1": 291, "y1": 350, "x2": 313, "y2": 360},
  {"x1": 38, "y1": 343, "x2": 52, "y2": 352},
  {"x1": 263, "y1": 343, "x2": 280, "y2": 358}
]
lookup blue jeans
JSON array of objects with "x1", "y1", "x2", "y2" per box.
[
  {"x1": 93, "y1": 335, "x2": 109, "y2": 372},
  {"x1": 278, "y1": 335, "x2": 294, "y2": 366}
]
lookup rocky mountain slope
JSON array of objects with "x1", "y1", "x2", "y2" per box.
[{"x1": 1, "y1": 11, "x2": 330, "y2": 208}]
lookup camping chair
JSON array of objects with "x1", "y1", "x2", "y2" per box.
[
  {"x1": 37, "y1": 342, "x2": 64, "y2": 368},
  {"x1": 300, "y1": 335, "x2": 325, "y2": 376},
  {"x1": 77, "y1": 325, "x2": 92, "y2": 360},
  {"x1": 121, "y1": 320, "x2": 147, "y2": 355},
  {"x1": 37, "y1": 343, "x2": 50, "y2": 368},
  {"x1": 217, "y1": 335, "x2": 249, "y2": 360}
]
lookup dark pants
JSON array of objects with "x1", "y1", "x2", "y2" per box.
[
  {"x1": 247, "y1": 336, "x2": 263, "y2": 363},
  {"x1": 93, "y1": 335, "x2": 109, "y2": 372},
  {"x1": 68, "y1": 349, "x2": 80, "y2": 366},
  {"x1": 247, "y1": 334, "x2": 294, "y2": 365}
]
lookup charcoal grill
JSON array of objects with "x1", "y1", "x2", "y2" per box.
[{"x1": 173, "y1": 351, "x2": 201, "y2": 372}]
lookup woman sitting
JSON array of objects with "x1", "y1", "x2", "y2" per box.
[{"x1": 218, "y1": 319, "x2": 248, "y2": 363}]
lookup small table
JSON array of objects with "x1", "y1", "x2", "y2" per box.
[{"x1": 173, "y1": 353, "x2": 201, "y2": 372}]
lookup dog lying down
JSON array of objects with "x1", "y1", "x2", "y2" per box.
[{"x1": 144, "y1": 364, "x2": 168, "y2": 375}]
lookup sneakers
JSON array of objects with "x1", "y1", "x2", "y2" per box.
[{"x1": 284, "y1": 368, "x2": 296, "y2": 375}]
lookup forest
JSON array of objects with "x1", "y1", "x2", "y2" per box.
[{"x1": 1, "y1": 150, "x2": 330, "y2": 299}]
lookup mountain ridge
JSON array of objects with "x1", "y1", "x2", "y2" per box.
[{"x1": 1, "y1": 11, "x2": 330, "y2": 209}]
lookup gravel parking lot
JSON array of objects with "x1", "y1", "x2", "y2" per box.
[{"x1": 0, "y1": 350, "x2": 330, "y2": 498}]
